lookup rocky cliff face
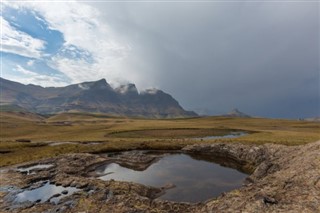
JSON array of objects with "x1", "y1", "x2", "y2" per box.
[{"x1": 0, "y1": 78, "x2": 197, "y2": 118}]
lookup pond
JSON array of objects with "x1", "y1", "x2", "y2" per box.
[
  {"x1": 96, "y1": 153, "x2": 247, "y2": 203},
  {"x1": 14, "y1": 181, "x2": 80, "y2": 204}
]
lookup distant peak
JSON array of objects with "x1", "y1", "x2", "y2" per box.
[
  {"x1": 78, "y1": 78, "x2": 112, "y2": 90},
  {"x1": 225, "y1": 108, "x2": 251, "y2": 118},
  {"x1": 231, "y1": 108, "x2": 241, "y2": 113},
  {"x1": 116, "y1": 83, "x2": 138, "y2": 94},
  {"x1": 79, "y1": 78, "x2": 108, "y2": 85},
  {"x1": 95, "y1": 78, "x2": 107, "y2": 84},
  {"x1": 92, "y1": 79, "x2": 109, "y2": 87}
]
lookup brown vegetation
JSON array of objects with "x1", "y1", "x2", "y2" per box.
[{"x1": 0, "y1": 111, "x2": 319, "y2": 167}]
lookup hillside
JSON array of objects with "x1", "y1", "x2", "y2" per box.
[{"x1": 0, "y1": 78, "x2": 197, "y2": 118}]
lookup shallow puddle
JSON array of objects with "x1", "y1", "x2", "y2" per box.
[
  {"x1": 96, "y1": 153, "x2": 247, "y2": 202},
  {"x1": 49, "y1": 142, "x2": 101, "y2": 146},
  {"x1": 49, "y1": 142, "x2": 78, "y2": 146},
  {"x1": 17, "y1": 164, "x2": 54, "y2": 175},
  {"x1": 14, "y1": 181, "x2": 80, "y2": 204},
  {"x1": 194, "y1": 132, "x2": 247, "y2": 140}
]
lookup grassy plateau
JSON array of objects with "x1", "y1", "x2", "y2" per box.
[{"x1": 0, "y1": 111, "x2": 319, "y2": 167}]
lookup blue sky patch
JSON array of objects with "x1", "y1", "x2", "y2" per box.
[
  {"x1": 0, "y1": 5, "x2": 96, "y2": 86},
  {"x1": 59, "y1": 44, "x2": 95, "y2": 64},
  {"x1": 1, "y1": 52, "x2": 71, "y2": 83},
  {"x1": 2, "y1": 6, "x2": 65, "y2": 54}
]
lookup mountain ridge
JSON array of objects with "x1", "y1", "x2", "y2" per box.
[{"x1": 0, "y1": 77, "x2": 197, "y2": 118}]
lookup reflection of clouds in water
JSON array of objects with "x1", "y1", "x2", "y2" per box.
[
  {"x1": 15, "y1": 182, "x2": 79, "y2": 204},
  {"x1": 190, "y1": 178, "x2": 242, "y2": 191},
  {"x1": 97, "y1": 153, "x2": 247, "y2": 202},
  {"x1": 100, "y1": 164, "x2": 167, "y2": 187}
]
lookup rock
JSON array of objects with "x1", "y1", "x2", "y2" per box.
[
  {"x1": 263, "y1": 196, "x2": 278, "y2": 205},
  {"x1": 161, "y1": 183, "x2": 176, "y2": 190},
  {"x1": 61, "y1": 190, "x2": 68, "y2": 195},
  {"x1": 1, "y1": 141, "x2": 320, "y2": 212},
  {"x1": 51, "y1": 193, "x2": 61, "y2": 198}
]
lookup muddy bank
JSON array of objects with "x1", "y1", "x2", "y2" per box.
[
  {"x1": 186, "y1": 141, "x2": 320, "y2": 213},
  {"x1": 1, "y1": 141, "x2": 319, "y2": 212}
]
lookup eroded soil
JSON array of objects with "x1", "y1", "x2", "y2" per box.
[{"x1": 1, "y1": 141, "x2": 319, "y2": 212}]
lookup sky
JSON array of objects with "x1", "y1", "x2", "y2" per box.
[{"x1": 1, "y1": 0, "x2": 319, "y2": 118}]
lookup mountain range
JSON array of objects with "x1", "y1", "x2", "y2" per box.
[{"x1": 0, "y1": 78, "x2": 197, "y2": 118}]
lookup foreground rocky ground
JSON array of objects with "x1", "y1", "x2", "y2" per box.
[{"x1": 1, "y1": 140, "x2": 319, "y2": 213}]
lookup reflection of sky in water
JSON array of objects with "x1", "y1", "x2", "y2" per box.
[
  {"x1": 194, "y1": 132, "x2": 247, "y2": 140},
  {"x1": 15, "y1": 182, "x2": 79, "y2": 204},
  {"x1": 97, "y1": 154, "x2": 247, "y2": 202},
  {"x1": 49, "y1": 142, "x2": 78, "y2": 146}
]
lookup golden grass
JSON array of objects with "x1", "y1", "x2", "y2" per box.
[{"x1": 0, "y1": 111, "x2": 319, "y2": 167}]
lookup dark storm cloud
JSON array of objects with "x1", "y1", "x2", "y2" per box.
[{"x1": 89, "y1": 2, "x2": 319, "y2": 118}]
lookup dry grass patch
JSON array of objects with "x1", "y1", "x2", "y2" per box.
[{"x1": 0, "y1": 112, "x2": 319, "y2": 166}]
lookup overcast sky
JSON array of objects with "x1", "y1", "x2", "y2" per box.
[{"x1": 1, "y1": 1, "x2": 319, "y2": 118}]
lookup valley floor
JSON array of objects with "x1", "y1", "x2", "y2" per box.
[
  {"x1": 0, "y1": 111, "x2": 319, "y2": 167},
  {"x1": 0, "y1": 112, "x2": 319, "y2": 212}
]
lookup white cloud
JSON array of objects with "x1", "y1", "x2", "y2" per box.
[
  {"x1": 27, "y1": 60, "x2": 35, "y2": 66},
  {"x1": 1, "y1": 17, "x2": 46, "y2": 58},
  {"x1": 14, "y1": 65, "x2": 66, "y2": 87},
  {"x1": 3, "y1": 1, "x2": 131, "y2": 86},
  {"x1": 15, "y1": 65, "x2": 36, "y2": 75}
]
